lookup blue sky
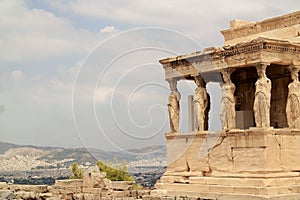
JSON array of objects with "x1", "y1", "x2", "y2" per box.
[{"x1": 0, "y1": 0, "x2": 298, "y2": 151}]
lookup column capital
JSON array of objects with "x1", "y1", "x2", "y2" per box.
[
  {"x1": 255, "y1": 62, "x2": 270, "y2": 70},
  {"x1": 193, "y1": 75, "x2": 205, "y2": 87},
  {"x1": 288, "y1": 65, "x2": 300, "y2": 73},
  {"x1": 220, "y1": 68, "x2": 234, "y2": 74},
  {"x1": 292, "y1": 59, "x2": 300, "y2": 67},
  {"x1": 166, "y1": 78, "x2": 179, "y2": 92},
  {"x1": 220, "y1": 68, "x2": 234, "y2": 84}
]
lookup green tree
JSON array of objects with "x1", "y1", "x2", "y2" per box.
[
  {"x1": 96, "y1": 158, "x2": 134, "y2": 181},
  {"x1": 70, "y1": 162, "x2": 84, "y2": 179}
]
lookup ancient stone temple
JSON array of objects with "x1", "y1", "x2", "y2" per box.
[{"x1": 156, "y1": 11, "x2": 300, "y2": 199}]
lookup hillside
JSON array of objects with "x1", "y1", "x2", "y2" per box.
[
  {"x1": 0, "y1": 141, "x2": 166, "y2": 187},
  {"x1": 0, "y1": 141, "x2": 166, "y2": 172},
  {"x1": 0, "y1": 141, "x2": 20, "y2": 154}
]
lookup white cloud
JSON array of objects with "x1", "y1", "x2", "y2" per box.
[
  {"x1": 0, "y1": 0, "x2": 97, "y2": 62},
  {"x1": 100, "y1": 26, "x2": 118, "y2": 33},
  {"x1": 69, "y1": 0, "x2": 298, "y2": 24},
  {"x1": 11, "y1": 70, "x2": 24, "y2": 81},
  {"x1": 95, "y1": 87, "x2": 113, "y2": 104},
  {"x1": 46, "y1": 0, "x2": 299, "y2": 46}
]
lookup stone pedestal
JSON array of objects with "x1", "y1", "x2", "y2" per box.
[{"x1": 155, "y1": 129, "x2": 300, "y2": 199}]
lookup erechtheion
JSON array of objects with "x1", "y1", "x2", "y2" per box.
[{"x1": 156, "y1": 11, "x2": 300, "y2": 199}]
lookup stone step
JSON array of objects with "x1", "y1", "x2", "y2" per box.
[
  {"x1": 164, "y1": 190, "x2": 300, "y2": 200},
  {"x1": 160, "y1": 175, "x2": 300, "y2": 187},
  {"x1": 155, "y1": 183, "x2": 300, "y2": 196}
]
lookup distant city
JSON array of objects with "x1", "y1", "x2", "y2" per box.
[{"x1": 0, "y1": 141, "x2": 166, "y2": 188}]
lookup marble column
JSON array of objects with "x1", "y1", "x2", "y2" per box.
[
  {"x1": 193, "y1": 76, "x2": 208, "y2": 131},
  {"x1": 286, "y1": 66, "x2": 300, "y2": 128},
  {"x1": 220, "y1": 69, "x2": 236, "y2": 130},
  {"x1": 253, "y1": 63, "x2": 271, "y2": 128},
  {"x1": 167, "y1": 79, "x2": 180, "y2": 133}
]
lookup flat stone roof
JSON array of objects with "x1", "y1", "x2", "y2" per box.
[{"x1": 160, "y1": 38, "x2": 300, "y2": 81}]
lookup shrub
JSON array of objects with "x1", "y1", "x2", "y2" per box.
[
  {"x1": 96, "y1": 157, "x2": 134, "y2": 181},
  {"x1": 70, "y1": 162, "x2": 84, "y2": 179}
]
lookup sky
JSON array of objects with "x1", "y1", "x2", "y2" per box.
[{"x1": 0, "y1": 0, "x2": 299, "y2": 151}]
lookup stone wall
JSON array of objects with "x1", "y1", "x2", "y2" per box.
[
  {"x1": 164, "y1": 129, "x2": 300, "y2": 176},
  {"x1": 0, "y1": 172, "x2": 150, "y2": 200},
  {"x1": 155, "y1": 129, "x2": 300, "y2": 199}
]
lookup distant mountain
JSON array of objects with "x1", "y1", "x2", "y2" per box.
[
  {"x1": 0, "y1": 141, "x2": 57, "y2": 154},
  {"x1": 0, "y1": 141, "x2": 166, "y2": 188},
  {"x1": 0, "y1": 141, "x2": 166, "y2": 172},
  {"x1": 127, "y1": 145, "x2": 166, "y2": 154},
  {"x1": 0, "y1": 141, "x2": 19, "y2": 154}
]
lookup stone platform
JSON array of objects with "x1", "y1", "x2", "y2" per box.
[{"x1": 154, "y1": 128, "x2": 300, "y2": 199}]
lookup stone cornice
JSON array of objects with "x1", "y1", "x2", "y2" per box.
[{"x1": 221, "y1": 11, "x2": 300, "y2": 41}]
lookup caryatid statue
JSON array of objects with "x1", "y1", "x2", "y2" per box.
[
  {"x1": 286, "y1": 66, "x2": 300, "y2": 128},
  {"x1": 167, "y1": 79, "x2": 180, "y2": 133},
  {"x1": 193, "y1": 76, "x2": 208, "y2": 131},
  {"x1": 220, "y1": 69, "x2": 236, "y2": 130},
  {"x1": 253, "y1": 63, "x2": 272, "y2": 128}
]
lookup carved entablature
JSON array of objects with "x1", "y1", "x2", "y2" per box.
[
  {"x1": 221, "y1": 43, "x2": 264, "y2": 57},
  {"x1": 160, "y1": 38, "x2": 300, "y2": 81},
  {"x1": 264, "y1": 43, "x2": 300, "y2": 54}
]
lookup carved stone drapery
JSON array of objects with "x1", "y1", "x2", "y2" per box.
[
  {"x1": 286, "y1": 66, "x2": 300, "y2": 128},
  {"x1": 254, "y1": 63, "x2": 272, "y2": 128},
  {"x1": 193, "y1": 76, "x2": 208, "y2": 131},
  {"x1": 167, "y1": 79, "x2": 180, "y2": 133},
  {"x1": 220, "y1": 69, "x2": 236, "y2": 130}
]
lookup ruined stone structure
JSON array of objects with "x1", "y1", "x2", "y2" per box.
[
  {"x1": 0, "y1": 172, "x2": 150, "y2": 200},
  {"x1": 157, "y1": 11, "x2": 300, "y2": 199}
]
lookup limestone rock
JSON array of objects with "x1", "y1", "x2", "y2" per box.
[
  {"x1": 103, "y1": 178, "x2": 111, "y2": 189},
  {"x1": 0, "y1": 182, "x2": 8, "y2": 190},
  {"x1": 83, "y1": 172, "x2": 106, "y2": 188},
  {"x1": 150, "y1": 190, "x2": 167, "y2": 197},
  {"x1": 110, "y1": 181, "x2": 134, "y2": 191},
  {"x1": 50, "y1": 186, "x2": 82, "y2": 195},
  {"x1": 173, "y1": 176, "x2": 188, "y2": 183},
  {"x1": 73, "y1": 193, "x2": 84, "y2": 200},
  {"x1": 15, "y1": 191, "x2": 37, "y2": 200},
  {"x1": 39, "y1": 192, "x2": 53, "y2": 199},
  {"x1": 82, "y1": 187, "x2": 101, "y2": 194},
  {"x1": 142, "y1": 195, "x2": 163, "y2": 200},
  {"x1": 10, "y1": 184, "x2": 48, "y2": 193},
  {"x1": 0, "y1": 190, "x2": 15, "y2": 200},
  {"x1": 112, "y1": 190, "x2": 131, "y2": 198},
  {"x1": 54, "y1": 179, "x2": 83, "y2": 188},
  {"x1": 137, "y1": 190, "x2": 151, "y2": 198},
  {"x1": 83, "y1": 193, "x2": 101, "y2": 200},
  {"x1": 159, "y1": 176, "x2": 174, "y2": 184}
]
